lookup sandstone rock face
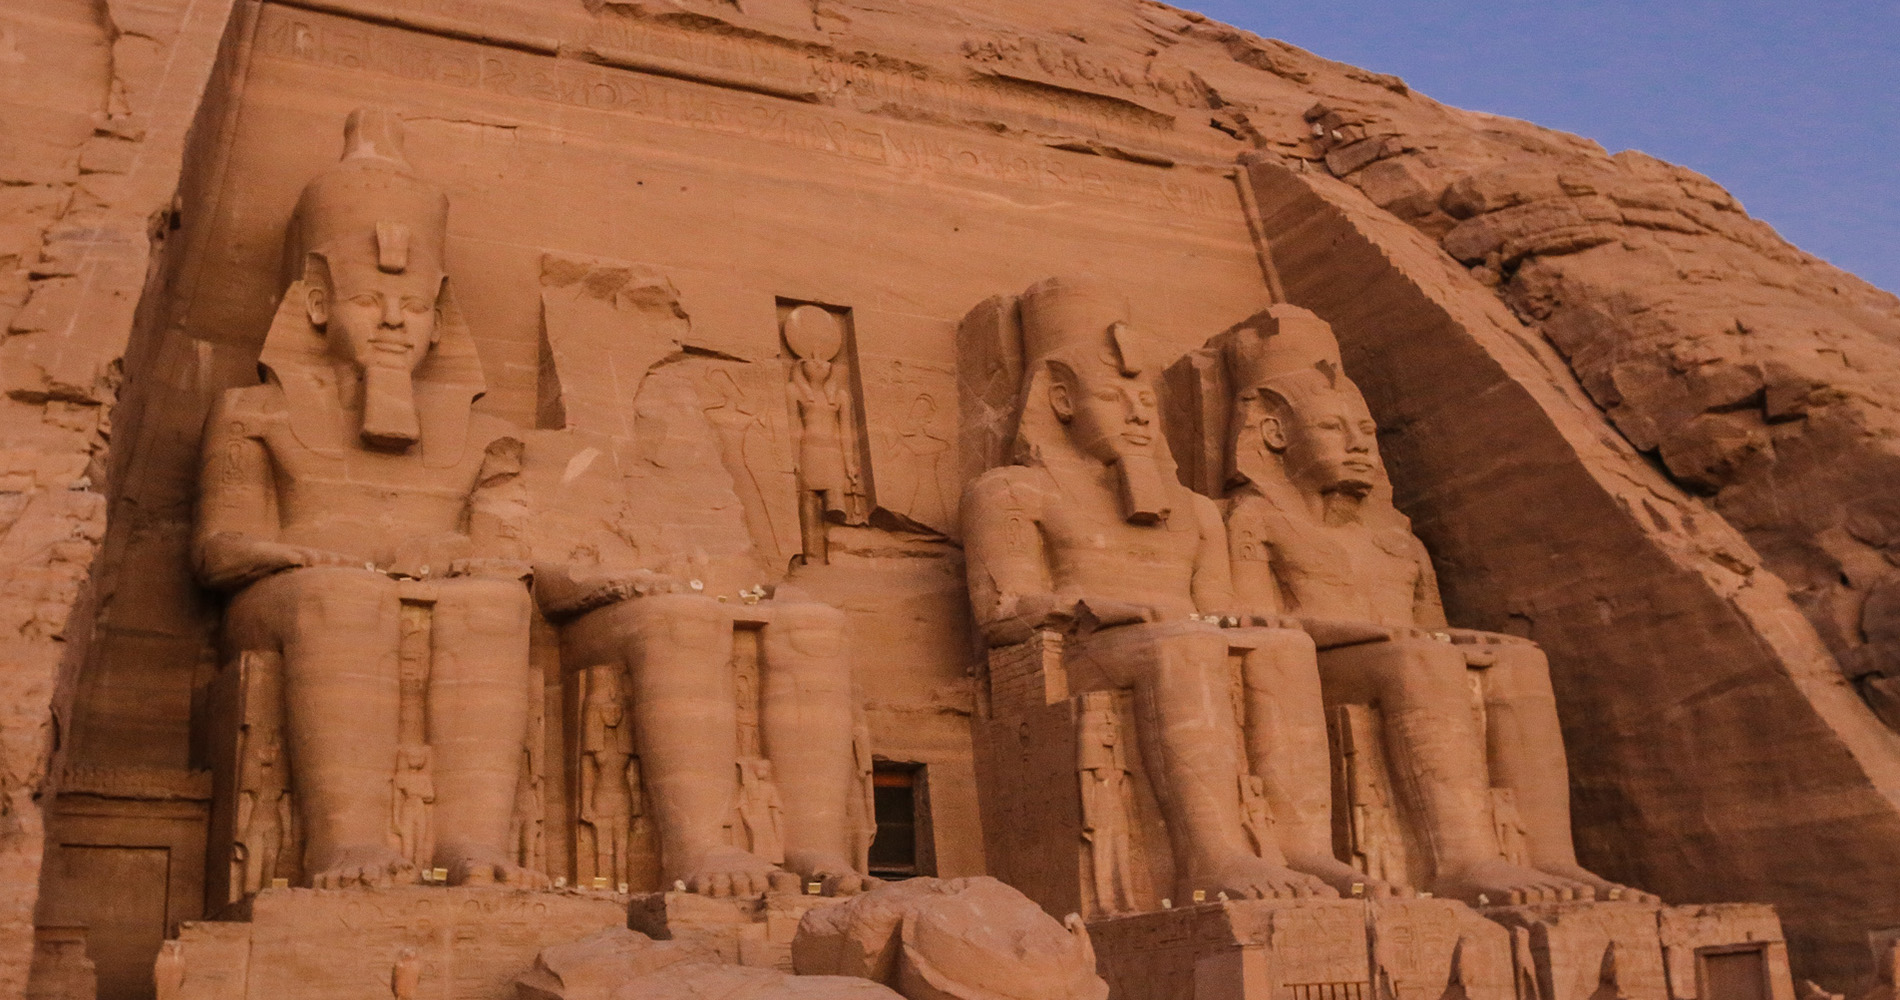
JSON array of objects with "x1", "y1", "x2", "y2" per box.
[{"x1": 3, "y1": 0, "x2": 1894, "y2": 995}]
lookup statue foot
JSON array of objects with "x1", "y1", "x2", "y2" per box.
[
  {"x1": 679, "y1": 846, "x2": 789, "y2": 897},
  {"x1": 786, "y1": 850, "x2": 881, "y2": 896},
  {"x1": 1285, "y1": 852, "x2": 1413, "y2": 900},
  {"x1": 444, "y1": 848, "x2": 548, "y2": 888},
  {"x1": 1189, "y1": 852, "x2": 1339, "y2": 901},
  {"x1": 1535, "y1": 863, "x2": 1661, "y2": 904},
  {"x1": 1432, "y1": 858, "x2": 1595, "y2": 905},
  {"x1": 310, "y1": 845, "x2": 416, "y2": 889}
]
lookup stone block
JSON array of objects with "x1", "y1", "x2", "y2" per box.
[
  {"x1": 1087, "y1": 897, "x2": 1513, "y2": 1000},
  {"x1": 628, "y1": 891, "x2": 845, "y2": 972},
  {"x1": 170, "y1": 888, "x2": 625, "y2": 1000}
]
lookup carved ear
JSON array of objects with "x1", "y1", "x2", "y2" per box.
[
  {"x1": 1047, "y1": 359, "x2": 1077, "y2": 423},
  {"x1": 1257, "y1": 390, "x2": 1290, "y2": 452},
  {"x1": 301, "y1": 252, "x2": 332, "y2": 330},
  {"x1": 431, "y1": 275, "x2": 449, "y2": 344}
]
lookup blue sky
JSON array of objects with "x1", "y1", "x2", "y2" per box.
[{"x1": 1179, "y1": 1, "x2": 1899, "y2": 294}]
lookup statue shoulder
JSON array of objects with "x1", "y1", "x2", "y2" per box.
[
  {"x1": 963, "y1": 465, "x2": 1052, "y2": 513},
  {"x1": 208, "y1": 384, "x2": 285, "y2": 436},
  {"x1": 1371, "y1": 524, "x2": 1431, "y2": 564},
  {"x1": 1223, "y1": 489, "x2": 1299, "y2": 540}
]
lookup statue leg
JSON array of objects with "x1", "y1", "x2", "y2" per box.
[
  {"x1": 1318, "y1": 637, "x2": 1592, "y2": 904},
  {"x1": 1070, "y1": 621, "x2": 1332, "y2": 900},
  {"x1": 429, "y1": 577, "x2": 539, "y2": 886},
  {"x1": 1481, "y1": 643, "x2": 1658, "y2": 902},
  {"x1": 578, "y1": 594, "x2": 786, "y2": 896},
  {"x1": 228, "y1": 567, "x2": 409, "y2": 888},
  {"x1": 759, "y1": 600, "x2": 867, "y2": 894},
  {"x1": 1236, "y1": 627, "x2": 1407, "y2": 898}
]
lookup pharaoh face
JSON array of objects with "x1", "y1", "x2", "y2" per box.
[
  {"x1": 306, "y1": 256, "x2": 444, "y2": 376},
  {"x1": 1269, "y1": 381, "x2": 1381, "y2": 497},
  {"x1": 1051, "y1": 360, "x2": 1159, "y2": 465}
]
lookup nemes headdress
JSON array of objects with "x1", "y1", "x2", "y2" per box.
[
  {"x1": 1012, "y1": 275, "x2": 1174, "y2": 523},
  {"x1": 1219, "y1": 304, "x2": 1343, "y2": 395},
  {"x1": 257, "y1": 107, "x2": 485, "y2": 467}
]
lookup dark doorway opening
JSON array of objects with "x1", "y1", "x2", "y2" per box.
[{"x1": 868, "y1": 761, "x2": 934, "y2": 880}]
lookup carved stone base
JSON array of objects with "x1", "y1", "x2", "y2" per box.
[
  {"x1": 1480, "y1": 901, "x2": 1794, "y2": 1000},
  {"x1": 1085, "y1": 897, "x2": 1515, "y2": 1000},
  {"x1": 168, "y1": 888, "x2": 627, "y2": 1000},
  {"x1": 627, "y1": 891, "x2": 848, "y2": 973}
]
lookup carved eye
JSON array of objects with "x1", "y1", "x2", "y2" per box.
[
  {"x1": 349, "y1": 293, "x2": 379, "y2": 307},
  {"x1": 1360, "y1": 421, "x2": 1377, "y2": 435},
  {"x1": 402, "y1": 297, "x2": 431, "y2": 314},
  {"x1": 1138, "y1": 391, "x2": 1156, "y2": 406},
  {"x1": 1095, "y1": 389, "x2": 1120, "y2": 402}
]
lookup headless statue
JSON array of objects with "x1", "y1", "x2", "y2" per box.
[
  {"x1": 963, "y1": 276, "x2": 1353, "y2": 900},
  {"x1": 194, "y1": 108, "x2": 537, "y2": 888},
  {"x1": 531, "y1": 271, "x2": 873, "y2": 898},
  {"x1": 1214, "y1": 305, "x2": 1656, "y2": 905}
]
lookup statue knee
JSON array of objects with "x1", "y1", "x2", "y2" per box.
[
  {"x1": 637, "y1": 593, "x2": 731, "y2": 650},
  {"x1": 437, "y1": 578, "x2": 531, "y2": 638},
  {"x1": 281, "y1": 568, "x2": 399, "y2": 636},
  {"x1": 1380, "y1": 639, "x2": 1472, "y2": 705},
  {"x1": 766, "y1": 601, "x2": 847, "y2": 660}
]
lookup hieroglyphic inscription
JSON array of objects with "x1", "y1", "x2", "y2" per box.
[{"x1": 256, "y1": 5, "x2": 1235, "y2": 221}]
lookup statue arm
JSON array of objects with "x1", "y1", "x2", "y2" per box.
[
  {"x1": 467, "y1": 433, "x2": 529, "y2": 562},
  {"x1": 1190, "y1": 493, "x2": 1240, "y2": 616},
  {"x1": 1223, "y1": 498, "x2": 1284, "y2": 618},
  {"x1": 962, "y1": 469, "x2": 1063, "y2": 646},
  {"x1": 1409, "y1": 535, "x2": 1449, "y2": 628},
  {"x1": 194, "y1": 391, "x2": 340, "y2": 590}
]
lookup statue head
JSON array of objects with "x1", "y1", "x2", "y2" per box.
[
  {"x1": 1222, "y1": 305, "x2": 1382, "y2": 500},
  {"x1": 285, "y1": 108, "x2": 452, "y2": 449},
  {"x1": 1020, "y1": 276, "x2": 1170, "y2": 523},
  {"x1": 586, "y1": 667, "x2": 625, "y2": 727},
  {"x1": 1256, "y1": 372, "x2": 1380, "y2": 499}
]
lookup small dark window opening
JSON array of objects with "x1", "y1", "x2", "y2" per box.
[{"x1": 868, "y1": 761, "x2": 932, "y2": 880}]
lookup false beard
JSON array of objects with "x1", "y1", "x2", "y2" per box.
[
  {"x1": 360, "y1": 365, "x2": 421, "y2": 450},
  {"x1": 1113, "y1": 453, "x2": 1171, "y2": 525}
]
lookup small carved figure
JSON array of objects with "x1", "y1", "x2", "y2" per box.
[
  {"x1": 392, "y1": 947, "x2": 421, "y2": 1000},
  {"x1": 1238, "y1": 773, "x2": 1275, "y2": 861},
  {"x1": 391, "y1": 744, "x2": 435, "y2": 870},
  {"x1": 784, "y1": 305, "x2": 861, "y2": 565},
  {"x1": 194, "y1": 108, "x2": 538, "y2": 888},
  {"x1": 736, "y1": 758, "x2": 787, "y2": 865},
  {"x1": 1076, "y1": 691, "x2": 1136, "y2": 915},
  {"x1": 1211, "y1": 304, "x2": 1655, "y2": 905},
  {"x1": 233, "y1": 724, "x2": 291, "y2": 895},
  {"x1": 579, "y1": 666, "x2": 637, "y2": 888},
  {"x1": 513, "y1": 742, "x2": 546, "y2": 872}
]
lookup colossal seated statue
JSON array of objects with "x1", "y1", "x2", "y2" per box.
[
  {"x1": 960, "y1": 276, "x2": 1373, "y2": 901},
  {"x1": 194, "y1": 108, "x2": 538, "y2": 888},
  {"x1": 526, "y1": 257, "x2": 875, "y2": 899},
  {"x1": 1197, "y1": 304, "x2": 1657, "y2": 905}
]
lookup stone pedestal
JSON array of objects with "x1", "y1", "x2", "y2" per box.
[
  {"x1": 169, "y1": 888, "x2": 627, "y2": 1000},
  {"x1": 628, "y1": 891, "x2": 847, "y2": 973},
  {"x1": 1481, "y1": 901, "x2": 1794, "y2": 1000},
  {"x1": 1085, "y1": 897, "x2": 1514, "y2": 1000}
]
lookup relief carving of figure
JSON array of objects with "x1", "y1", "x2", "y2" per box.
[
  {"x1": 1077, "y1": 691, "x2": 1136, "y2": 915},
  {"x1": 1212, "y1": 305, "x2": 1656, "y2": 905},
  {"x1": 579, "y1": 665, "x2": 638, "y2": 887},
  {"x1": 193, "y1": 108, "x2": 538, "y2": 888},
  {"x1": 961, "y1": 276, "x2": 1361, "y2": 901},
  {"x1": 784, "y1": 305, "x2": 863, "y2": 564},
  {"x1": 391, "y1": 744, "x2": 435, "y2": 870},
  {"x1": 233, "y1": 713, "x2": 292, "y2": 895}
]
